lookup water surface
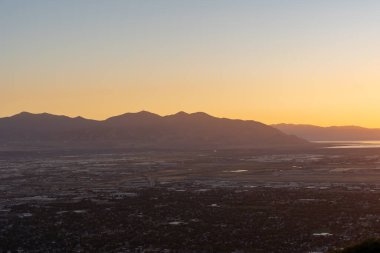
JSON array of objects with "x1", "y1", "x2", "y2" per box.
[{"x1": 314, "y1": 141, "x2": 380, "y2": 149}]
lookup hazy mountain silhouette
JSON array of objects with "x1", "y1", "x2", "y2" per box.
[
  {"x1": 273, "y1": 123, "x2": 380, "y2": 141},
  {"x1": 0, "y1": 111, "x2": 308, "y2": 150}
]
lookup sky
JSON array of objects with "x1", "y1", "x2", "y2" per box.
[{"x1": 1, "y1": 0, "x2": 380, "y2": 127}]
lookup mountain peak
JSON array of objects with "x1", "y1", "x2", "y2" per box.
[
  {"x1": 190, "y1": 112, "x2": 213, "y2": 118},
  {"x1": 174, "y1": 111, "x2": 189, "y2": 116},
  {"x1": 105, "y1": 111, "x2": 161, "y2": 124},
  {"x1": 168, "y1": 111, "x2": 213, "y2": 119},
  {"x1": 12, "y1": 112, "x2": 57, "y2": 119},
  {"x1": 167, "y1": 111, "x2": 189, "y2": 118},
  {"x1": 136, "y1": 110, "x2": 159, "y2": 116},
  {"x1": 13, "y1": 111, "x2": 34, "y2": 117}
]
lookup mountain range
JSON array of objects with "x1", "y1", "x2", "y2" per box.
[
  {"x1": 273, "y1": 124, "x2": 380, "y2": 141},
  {"x1": 0, "y1": 111, "x2": 307, "y2": 150}
]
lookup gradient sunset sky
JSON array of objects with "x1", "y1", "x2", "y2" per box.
[{"x1": 1, "y1": 0, "x2": 380, "y2": 127}]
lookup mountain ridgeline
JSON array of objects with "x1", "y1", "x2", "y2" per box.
[
  {"x1": 0, "y1": 111, "x2": 308, "y2": 150},
  {"x1": 273, "y1": 124, "x2": 380, "y2": 141}
]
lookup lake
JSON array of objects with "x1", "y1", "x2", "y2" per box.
[{"x1": 314, "y1": 141, "x2": 380, "y2": 149}]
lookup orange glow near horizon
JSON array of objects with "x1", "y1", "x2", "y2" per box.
[
  {"x1": 2, "y1": 69, "x2": 380, "y2": 128},
  {"x1": 2, "y1": 1, "x2": 380, "y2": 128}
]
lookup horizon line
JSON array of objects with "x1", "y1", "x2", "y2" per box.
[{"x1": 1, "y1": 110, "x2": 379, "y2": 130}]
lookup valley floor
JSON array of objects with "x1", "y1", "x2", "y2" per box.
[{"x1": 1, "y1": 147, "x2": 380, "y2": 252}]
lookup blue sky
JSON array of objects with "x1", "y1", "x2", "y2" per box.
[{"x1": 1, "y1": 0, "x2": 380, "y2": 126}]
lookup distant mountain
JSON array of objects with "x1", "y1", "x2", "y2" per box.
[
  {"x1": 272, "y1": 123, "x2": 380, "y2": 141},
  {"x1": 0, "y1": 111, "x2": 308, "y2": 150}
]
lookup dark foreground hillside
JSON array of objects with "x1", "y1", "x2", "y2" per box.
[{"x1": 334, "y1": 239, "x2": 380, "y2": 253}]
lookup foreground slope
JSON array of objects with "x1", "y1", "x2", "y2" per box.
[{"x1": 0, "y1": 111, "x2": 308, "y2": 149}]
